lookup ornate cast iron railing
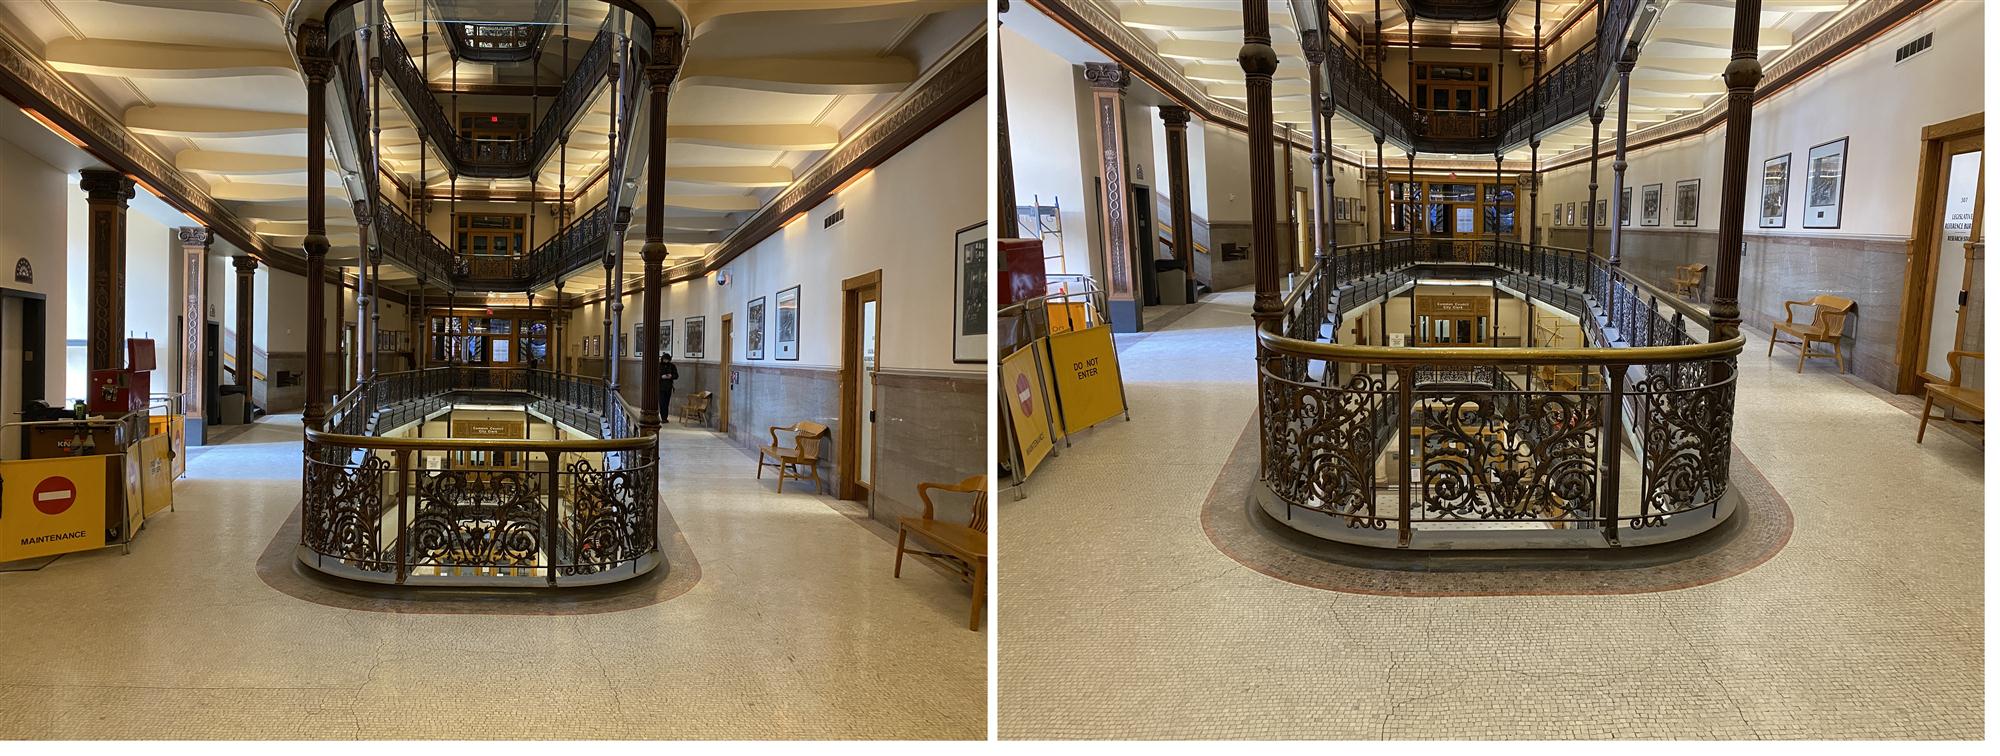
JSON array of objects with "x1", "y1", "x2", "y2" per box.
[
  {"x1": 373, "y1": 197, "x2": 457, "y2": 283},
  {"x1": 301, "y1": 366, "x2": 659, "y2": 586},
  {"x1": 1265, "y1": 239, "x2": 1740, "y2": 550}
]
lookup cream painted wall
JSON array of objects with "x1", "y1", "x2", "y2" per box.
[
  {"x1": 1538, "y1": 0, "x2": 1982, "y2": 238},
  {"x1": 573, "y1": 98, "x2": 986, "y2": 376},
  {"x1": 62, "y1": 179, "x2": 178, "y2": 398},
  {"x1": 1001, "y1": 26, "x2": 1093, "y2": 275},
  {"x1": 0, "y1": 136, "x2": 68, "y2": 405}
]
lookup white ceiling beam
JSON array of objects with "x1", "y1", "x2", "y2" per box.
[
  {"x1": 44, "y1": 38, "x2": 294, "y2": 79},
  {"x1": 668, "y1": 165, "x2": 793, "y2": 188},
  {"x1": 127, "y1": 106, "x2": 304, "y2": 138},
  {"x1": 664, "y1": 194, "x2": 764, "y2": 212},
  {"x1": 667, "y1": 123, "x2": 840, "y2": 151},
  {"x1": 678, "y1": 56, "x2": 916, "y2": 95}
]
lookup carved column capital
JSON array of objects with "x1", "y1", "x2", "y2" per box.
[
  {"x1": 176, "y1": 226, "x2": 212, "y2": 248},
  {"x1": 297, "y1": 20, "x2": 333, "y2": 82},
  {"x1": 1159, "y1": 105, "x2": 1190, "y2": 128},
  {"x1": 1301, "y1": 29, "x2": 1325, "y2": 64},
  {"x1": 79, "y1": 169, "x2": 135, "y2": 204},
  {"x1": 647, "y1": 29, "x2": 684, "y2": 90},
  {"x1": 233, "y1": 255, "x2": 259, "y2": 274},
  {"x1": 1083, "y1": 61, "x2": 1129, "y2": 92}
]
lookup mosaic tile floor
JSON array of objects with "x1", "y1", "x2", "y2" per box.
[
  {"x1": 997, "y1": 290, "x2": 1983, "y2": 740},
  {"x1": 0, "y1": 418, "x2": 985, "y2": 739}
]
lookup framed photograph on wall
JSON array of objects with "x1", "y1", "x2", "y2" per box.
[
  {"x1": 1566, "y1": 202, "x2": 1576, "y2": 226},
  {"x1": 953, "y1": 221, "x2": 988, "y2": 363},
  {"x1": 1804, "y1": 137, "x2": 1848, "y2": 228},
  {"x1": 1620, "y1": 187, "x2": 1633, "y2": 226},
  {"x1": 1641, "y1": 183, "x2": 1663, "y2": 226},
  {"x1": 745, "y1": 297, "x2": 767, "y2": 360},
  {"x1": 1674, "y1": 179, "x2": 1700, "y2": 227},
  {"x1": 1760, "y1": 153, "x2": 1791, "y2": 228},
  {"x1": 685, "y1": 316, "x2": 705, "y2": 359},
  {"x1": 1595, "y1": 199, "x2": 1607, "y2": 226},
  {"x1": 659, "y1": 320, "x2": 674, "y2": 357},
  {"x1": 633, "y1": 323, "x2": 646, "y2": 359},
  {"x1": 774, "y1": 285, "x2": 800, "y2": 360}
]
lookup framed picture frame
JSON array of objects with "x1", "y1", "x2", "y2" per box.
[
  {"x1": 1620, "y1": 187, "x2": 1632, "y2": 226},
  {"x1": 1759, "y1": 153, "x2": 1791, "y2": 228},
  {"x1": 1595, "y1": 199, "x2": 1607, "y2": 226},
  {"x1": 1804, "y1": 137, "x2": 1848, "y2": 228},
  {"x1": 745, "y1": 296, "x2": 767, "y2": 360},
  {"x1": 659, "y1": 319, "x2": 673, "y2": 358},
  {"x1": 1566, "y1": 202, "x2": 1576, "y2": 226},
  {"x1": 952, "y1": 222, "x2": 988, "y2": 363},
  {"x1": 1641, "y1": 183, "x2": 1663, "y2": 226},
  {"x1": 1674, "y1": 179, "x2": 1700, "y2": 227},
  {"x1": 634, "y1": 323, "x2": 647, "y2": 359},
  {"x1": 774, "y1": 285, "x2": 800, "y2": 361},
  {"x1": 684, "y1": 315, "x2": 705, "y2": 360}
]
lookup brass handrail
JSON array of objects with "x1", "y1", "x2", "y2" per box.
[
  {"x1": 303, "y1": 429, "x2": 652, "y2": 451},
  {"x1": 1257, "y1": 319, "x2": 1744, "y2": 365}
]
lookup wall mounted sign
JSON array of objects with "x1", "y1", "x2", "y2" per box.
[
  {"x1": 774, "y1": 286, "x2": 800, "y2": 361},
  {"x1": 1760, "y1": 153, "x2": 1792, "y2": 228},
  {"x1": 1595, "y1": 199, "x2": 1607, "y2": 227},
  {"x1": 1804, "y1": 137, "x2": 1849, "y2": 228},
  {"x1": 1641, "y1": 183, "x2": 1663, "y2": 227},
  {"x1": 1620, "y1": 187, "x2": 1632, "y2": 227},
  {"x1": 953, "y1": 221, "x2": 989, "y2": 363},
  {"x1": 658, "y1": 320, "x2": 674, "y2": 358},
  {"x1": 13, "y1": 257, "x2": 30, "y2": 284}
]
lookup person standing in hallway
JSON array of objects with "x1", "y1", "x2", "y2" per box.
[{"x1": 659, "y1": 352, "x2": 679, "y2": 423}]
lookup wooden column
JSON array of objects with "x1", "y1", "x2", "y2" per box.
[
  {"x1": 1375, "y1": 135, "x2": 1388, "y2": 242},
  {"x1": 639, "y1": 30, "x2": 684, "y2": 433},
  {"x1": 1710, "y1": 0, "x2": 1765, "y2": 342},
  {"x1": 80, "y1": 169, "x2": 134, "y2": 372},
  {"x1": 1303, "y1": 30, "x2": 1326, "y2": 262},
  {"x1": 1586, "y1": 108, "x2": 1603, "y2": 256},
  {"x1": 1529, "y1": 140, "x2": 1540, "y2": 253},
  {"x1": 300, "y1": 20, "x2": 330, "y2": 425},
  {"x1": 996, "y1": 0, "x2": 1017, "y2": 234},
  {"x1": 176, "y1": 226, "x2": 210, "y2": 439},
  {"x1": 1084, "y1": 61, "x2": 1141, "y2": 333},
  {"x1": 1161, "y1": 105, "x2": 1194, "y2": 303},
  {"x1": 233, "y1": 256, "x2": 257, "y2": 394}
]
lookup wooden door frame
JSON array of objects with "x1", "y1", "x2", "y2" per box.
[
  {"x1": 718, "y1": 312, "x2": 733, "y2": 434},
  {"x1": 1895, "y1": 112, "x2": 1983, "y2": 394},
  {"x1": 837, "y1": 269, "x2": 883, "y2": 504}
]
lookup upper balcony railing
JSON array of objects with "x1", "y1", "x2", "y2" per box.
[
  {"x1": 305, "y1": 366, "x2": 658, "y2": 587},
  {"x1": 1314, "y1": 0, "x2": 1646, "y2": 154},
  {"x1": 1258, "y1": 238, "x2": 1741, "y2": 550}
]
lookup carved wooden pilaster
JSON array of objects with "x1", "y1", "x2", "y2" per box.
[
  {"x1": 301, "y1": 20, "x2": 331, "y2": 425},
  {"x1": 80, "y1": 169, "x2": 134, "y2": 372},
  {"x1": 1608, "y1": 44, "x2": 1637, "y2": 268},
  {"x1": 997, "y1": 0, "x2": 1018, "y2": 236},
  {"x1": 1161, "y1": 105, "x2": 1193, "y2": 303},
  {"x1": 1084, "y1": 61, "x2": 1140, "y2": 332},
  {"x1": 639, "y1": 29, "x2": 683, "y2": 431},
  {"x1": 1241, "y1": 0, "x2": 1279, "y2": 331},
  {"x1": 233, "y1": 256, "x2": 258, "y2": 393},
  {"x1": 177, "y1": 227, "x2": 211, "y2": 421}
]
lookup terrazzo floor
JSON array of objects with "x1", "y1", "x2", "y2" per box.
[
  {"x1": 0, "y1": 418, "x2": 986, "y2": 739},
  {"x1": 996, "y1": 288, "x2": 1983, "y2": 740}
]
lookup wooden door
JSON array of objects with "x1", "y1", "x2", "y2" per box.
[{"x1": 718, "y1": 313, "x2": 732, "y2": 434}]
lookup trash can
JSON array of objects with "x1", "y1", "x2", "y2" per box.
[
  {"x1": 1155, "y1": 259, "x2": 1189, "y2": 305},
  {"x1": 217, "y1": 387, "x2": 247, "y2": 425}
]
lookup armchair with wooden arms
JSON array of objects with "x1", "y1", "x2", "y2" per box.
[
  {"x1": 1671, "y1": 264, "x2": 1708, "y2": 301},
  {"x1": 680, "y1": 390, "x2": 712, "y2": 425},
  {"x1": 1768, "y1": 294, "x2": 1856, "y2": 373},
  {"x1": 1919, "y1": 351, "x2": 1984, "y2": 443},
  {"x1": 894, "y1": 475, "x2": 989, "y2": 631},
  {"x1": 755, "y1": 421, "x2": 829, "y2": 493}
]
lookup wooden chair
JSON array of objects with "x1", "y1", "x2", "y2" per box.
[
  {"x1": 1671, "y1": 264, "x2": 1707, "y2": 301},
  {"x1": 894, "y1": 475, "x2": 989, "y2": 631},
  {"x1": 755, "y1": 421, "x2": 829, "y2": 493},
  {"x1": 1768, "y1": 294, "x2": 1856, "y2": 373},
  {"x1": 1918, "y1": 351, "x2": 1984, "y2": 443},
  {"x1": 680, "y1": 390, "x2": 712, "y2": 424}
]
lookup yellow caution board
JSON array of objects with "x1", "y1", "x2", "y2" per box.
[
  {"x1": 138, "y1": 433, "x2": 175, "y2": 517},
  {"x1": 1000, "y1": 339, "x2": 1055, "y2": 478},
  {"x1": 1047, "y1": 325, "x2": 1127, "y2": 434},
  {"x1": 1048, "y1": 302, "x2": 1091, "y2": 335},
  {"x1": 0, "y1": 457, "x2": 109, "y2": 561}
]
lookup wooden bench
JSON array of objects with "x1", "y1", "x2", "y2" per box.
[
  {"x1": 756, "y1": 421, "x2": 829, "y2": 494},
  {"x1": 680, "y1": 390, "x2": 711, "y2": 425},
  {"x1": 1768, "y1": 294, "x2": 1856, "y2": 373},
  {"x1": 1671, "y1": 264, "x2": 1707, "y2": 301},
  {"x1": 1919, "y1": 351, "x2": 1984, "y2": 443},
  {"x1": 894, "y1": 475, "x2": 989, "y2": 631}
]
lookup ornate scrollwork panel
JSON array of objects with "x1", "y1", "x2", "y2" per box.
[{"x1": 1417, "y1": 391, "x2": 1601, "y2": 523}]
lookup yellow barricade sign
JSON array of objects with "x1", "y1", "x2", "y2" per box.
[
  {"x1": 1047, "y1": 325, "x2": 1126, "y2": 434},
  {"x1": 0, "y1": 457, "x2": 109, "y2": 561},
  {"x1": 1000, "y1": 339, "x2": 1055, "y2": 477},
  {"x1": 139, "y1": 433, "x2": 174, "y2": 517},
  {"x1": 1048, "y1": 302, "x2": 1090, "y2": 335}
]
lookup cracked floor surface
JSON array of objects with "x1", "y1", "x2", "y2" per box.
[
  {"x1": 0, "y1": 417, "x2": 985, "y2": 739},
  {"x1": 996, "y1": 289, "x2": 1983, "y2": 739}
]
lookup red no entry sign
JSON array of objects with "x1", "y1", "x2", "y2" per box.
[
  {"x1": 34, "y1": 475, "x2": 76, "y2": 516},
  {"x1": 1015, "y1": 372, "x2": 1035, "y2": 417}
]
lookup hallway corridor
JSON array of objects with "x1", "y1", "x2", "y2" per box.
[
  {"x1": 0, "y1": 417, "x2": 984, "y2": 740},
  {"x1": 997, "y1": 289, "x2": 1983, "y2": 739}
]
